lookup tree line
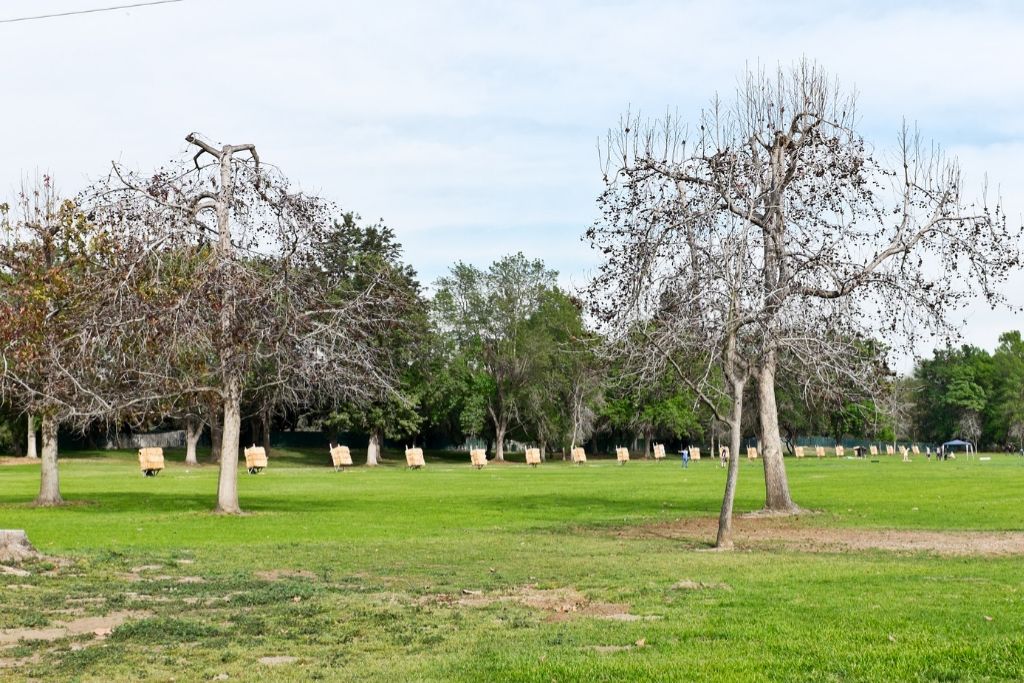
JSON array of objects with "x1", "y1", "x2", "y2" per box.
[{"x1": 2, "y1": 60, "x2": 1020, "y2": 549}]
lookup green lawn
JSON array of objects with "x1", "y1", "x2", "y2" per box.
[{"x1": 1, "y1": 450, "x2": 1023, "y2": 681}]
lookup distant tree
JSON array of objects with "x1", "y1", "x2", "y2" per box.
[
  {"x1": 432, "y1": 253, "x2": 557, "y2": 461},
  {"x1": 321, "y1": 214, "x2": 425, "y2": 464}
]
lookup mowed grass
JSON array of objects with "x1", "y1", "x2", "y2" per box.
[{"x1": 1, "y1": 449, "x2": 1023, "y2": 681}]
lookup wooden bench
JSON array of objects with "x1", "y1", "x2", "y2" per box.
[
  {"x1": 329, "y1": 444, "x2": 352, "y2": 471},
  {"x1": 525, "y1": 448, "x2": 541, "y2": 466},
  {"x1": 470, "y1": 448, "x2": 487, "y2": 469},
  {"x1": 615, "y1": 447, "x2": 630, "y2": 464},
  {"x1": 571, "y1": 447, "x2": 587, "y2": 464},
  {"x1": 690, "y1": 447, "x2": 701, "y2": 461},
  {"x1": 244, "y1": 445, "x2": 268, "y2": 474},
  {"x1": 138, "y1": 447, "x2": 164, "y2": 476},
  {"x1": 653, "y1": 444, "x2": 666, "y2": 460},
  {"x1": 747, "y1": 447, "x2": 758, "y2": 460},
  {"x1": 405, "y1": 447, "x2": 425, "y2": 469},
  {"x1": 794, "y1": 446, "x2": 805, "y2": 458}
]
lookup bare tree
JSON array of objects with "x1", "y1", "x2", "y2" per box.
[
  {"x1": 78, "y1": 134, "x2": 404, "y2": 513},
  {"x1": 593, "y1": 59, "x2": 1018, "y2": 514}
]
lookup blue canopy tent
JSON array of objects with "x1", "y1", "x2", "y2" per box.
[{"x1": 940, "y1": 439, "x2": 975, "y2": 460}]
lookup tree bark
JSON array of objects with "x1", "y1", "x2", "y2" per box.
[
  {"x1": 260, "y1": 406, "x2": 271, "y2": 455},
  {"x1": 643, "y1": 428, "x2": 652, "y2": 459},
  {"x1": 26, "y1": 414, "x2": 38, "y2": 459},
  {"x1": 757, "y1": 350, "x2": 799, "y2": 513},
  {"x1": 35, "y1": 414, "x2": 63, "y2": 506},
  {"x1": 184, "y1": 417, "x2": 201, "y2": 466},
  {"x1": 209, "y1": 420, "x2": 223, "y2": 463},
  {"x1": 494, "y1": 422, "x2": 506, "y2": 462},
  {"x1": 215, "y1": 379, "x2": 242, "y2": 514},
  {"x1": 715, "y1": 379, "x2": 744, "y2": 549},
  {"x1": 366, "y1": 430, "x2": 381, "y2": 466}
]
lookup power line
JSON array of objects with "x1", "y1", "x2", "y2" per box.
[{"x1": 0, "y1": 0, "x2": 184, "y2": 25}]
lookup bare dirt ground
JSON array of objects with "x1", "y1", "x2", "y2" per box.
[
  {"x1": 618, "y1": 515, "x2": 1024, "y2": 556},
  {"x1": 0, "y1": 610, "x2": 150, "y2": 648}
]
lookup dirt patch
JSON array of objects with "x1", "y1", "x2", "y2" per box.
[
  {"x1": 621, "y1": 516, "x2": 1024, "y2": 556},
  {"x1": 0, "y1": 610, "x2": 150, "y2": 647},
  {"x1": 258, "y1": 656, "x2": 298, "y2": 666},
  {"x1": 254, "y1": 569, "x2": 317, "y2": 581},
  {"x1": 430, "y1": 585, "x2": 653, "y2": 623}
]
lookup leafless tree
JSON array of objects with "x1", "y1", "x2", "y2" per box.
[
  {"x1": 592, "y1": 59, "x2": 1018, "y2": 514},
  {"x1": 76, "y1": 134, "x2": 405, "y2": 513}
]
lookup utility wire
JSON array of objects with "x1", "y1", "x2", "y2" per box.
[{"x1": 0, "y1": 0, "x2": 183, "y2": 25}]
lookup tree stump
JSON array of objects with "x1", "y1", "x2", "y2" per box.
[{"x1": 0, "y1": 530, "x2": 40, "y2": 564}]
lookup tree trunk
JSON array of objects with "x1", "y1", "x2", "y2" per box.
[
  {"x1": 215, "y1": 380, "x2": 242, "y2": 514},
  {"x1": 494, "y1": 423, "x2": 506, "y2": 462},
  {"x1": 643, "y1": 428, "x2": 652, "y2": 459},
  {"x1": 35, "y1": 414, "x2": 63, "y2": 506},
  {"x1": 715, "y1": 380, "x2": 744, "y2": 549},
  {"x1": 184, "y1": 417, "x2": 201, "y2": 466},
  {"x1": 209, "y1": 420, "x2": 223, "y2": 463},
  {"x1": 539, "y1": 440, "x2": 546, "y2": 462},
  {"x1": 260, "y1": 406, "x2": 271, "y2": 455},
  {"x1": 26, "y1": 414, "x2": 38, "y2": 459},
  {"x1": 757, "y1": 351, "x2": 799, "y2": 513},
  {"x1": 366, "y1": 430, "x2": 381, "y2": 466}
]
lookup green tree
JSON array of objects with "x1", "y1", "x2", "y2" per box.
[{"x1": 432, "y1": 253, "x2": 557, "y2": 461}]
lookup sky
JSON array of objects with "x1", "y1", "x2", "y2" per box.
[{"x1": 2, "y1": 0, "x2": 1022, "y2": 369}]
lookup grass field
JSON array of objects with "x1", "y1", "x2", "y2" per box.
[{"x1": 2, "y1": 449, "x2": 1023, "y2": 681}]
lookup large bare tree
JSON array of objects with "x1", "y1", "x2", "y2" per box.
[
  {"x1": 593, "y1": 59, "x2": 1018, "y2": 514},
  {"x1": 80, "y1": 134, "x2": 404, "y2": 513}
]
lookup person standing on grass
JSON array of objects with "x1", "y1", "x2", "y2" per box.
[{"x1": 680, "y1": 446, "x2": 690, "y2": 469}]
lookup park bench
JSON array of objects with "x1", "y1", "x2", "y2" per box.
[
  {"x1": 138, "y1": 447, "x2": 164, "y2": 476},
  {"x1": 747, "y1": 446, "x2": 758, "y2": 460},
  {"x1": 329, "y1": 444, "x2": 352, "y2": 471},
  {"x1": 690, "y1": 447, "x2": 701, "y2": 461},
  {"x1": 571, "y1": 447, "x2": 587, "y2": 464},
  {"x1": 653, "y1": 444, "x2": 666, "y2": 460},
  {"x1": 525, "y1": 448, "x2": 541, "y2": 466},
  {"x1": 794, "y1": 446, "x2": 804, "y2": 458},
  {"x1": 244, "y1": 445, "x2": 268, "y2": 474},
  {"x1": 470, "y1": 448, "x2": 487, "y2": 469},
  {"x1": 405, "y1": 447, "x2": 425, "y2": 469},
  {"x1": 616, "y1": 447, "x2": 630, "y2": 464}
]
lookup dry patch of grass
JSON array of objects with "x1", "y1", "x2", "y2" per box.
[{"x1": 622, "y1": 515, "x2": 1024, "y2": 556}]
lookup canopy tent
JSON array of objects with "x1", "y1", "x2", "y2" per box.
[{"x1": 940, "y1": 439, "x2": 975, "y2": 459}]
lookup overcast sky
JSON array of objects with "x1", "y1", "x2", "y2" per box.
[{"x1": 2, "y1": 0, "x2": 1022, "y2": 368}]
